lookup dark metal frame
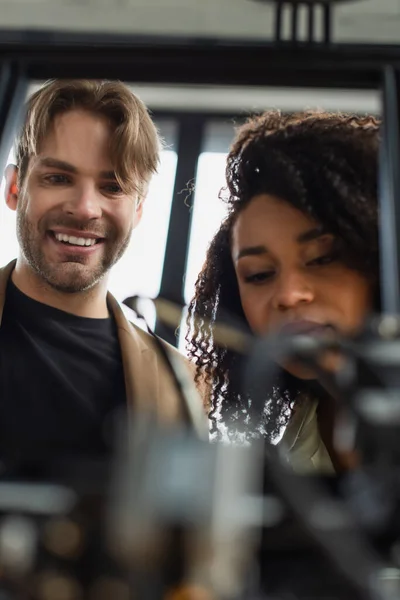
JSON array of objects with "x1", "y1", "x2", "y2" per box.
[
  {"x1": 273, "y1": 1, "x2": 332, "y2": 44},
  {"x1": 379, "y1": 67, "x2": 400, "y2": 314},
  {"x1": 158, "y1": 115, "x2": 206, "y2": 309},
  {"x1": 0, "y1": 31, "x2": 399, "y2": 344},
  {"x1": 156, "y1": 115, "x2": 205, "y2": 344},
  {"x1": 1, "y1": 35, "x2": 400, "y2": 89}
]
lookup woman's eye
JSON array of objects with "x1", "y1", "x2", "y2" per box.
[
  {"x1": 44, "y1": 174, "x2": 70, "y2": 185},
  {"x1": 244, "y1": 271, "x2": 275, "y2": 284},
  {"x1": 103, "y1": 183, "x2": 123, "y2": 195},
  {"x1": 307, "y1": 253, "x2": 336, "y2": 266}
]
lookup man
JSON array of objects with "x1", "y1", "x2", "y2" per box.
[{"x1": 0, "y1": 79, "x2": 205, "y2": 462}]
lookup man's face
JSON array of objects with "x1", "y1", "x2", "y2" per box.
[{"x1": 12, "y1": 109, "x2": 141, "y2": 293}]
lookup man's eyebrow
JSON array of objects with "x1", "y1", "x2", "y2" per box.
[
  {"x1": 236, "y1": 245, "x2": 268, "y2": 261},
  {"x1": 35, "y1": 158, "x2": 117, "y2": 180},
  {"x1": 99, "y1": 171, "x2": 118, "y2": 180},
  {"x1": 36, "y1": 157, "x2": 78, "y2": 173}
]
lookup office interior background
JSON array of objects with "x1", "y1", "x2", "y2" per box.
[
  {"x1": 0, "y1": 0, "x2": 392, "y2": 350},
  {"x1": 0, "y1": 83, "x2": 379, "y2": 350}
]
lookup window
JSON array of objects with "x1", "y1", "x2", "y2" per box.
[
  {"x1": 183, "y1": 121, "x2": 234, "y2": 304},
  {"x1": 0, "y1": 146, "x2": 18, "y2": 267},
  {"x1": 179, "y1": 121, "x2": 234, "y2": 350},
  {"x1": 108, "y1": 139, "x2": 177, "y2": 303},
  {"x1": 183, "y1": 151, "x2": 228, "y2": 305}
]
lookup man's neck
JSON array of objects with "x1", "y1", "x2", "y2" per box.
[{"x1": 11, "y1": 261, "x2": 110, "y2": 319}]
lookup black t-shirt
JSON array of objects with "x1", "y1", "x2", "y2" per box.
[{"x1": 0, "y1": 280, "x2": 126, "y2": 462}]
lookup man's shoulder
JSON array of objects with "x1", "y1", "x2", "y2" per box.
[
  {"x1": 129, "y1": 321, "x2": 187, "y2": 362},
  {"x1": 0, "y1": 260, "x2": 17, "y2": 317},
  {"x1": 0, "y1": 260, "x2": 16, "y2": 282},
  {"x1": 107, "y1": 293, "x2": 184, "y2": 360},
  {"x1": 127, "y1": 320, "x2": 208, "y2": 433}
]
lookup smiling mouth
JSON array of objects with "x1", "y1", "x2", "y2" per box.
[{"x1": 49, "y1": 231, "x2": 105, "y2": 248}]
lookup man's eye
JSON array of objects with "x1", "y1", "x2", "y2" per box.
[
  {"x1": 103, "y1": 183, "x2": 123, "y2": 194},
  {"x1": 44, "y1": 174, "x2": 70, "y2": 185},
  {"x1": 244, "y1": 271, "x2": 275, "y2": 284}
]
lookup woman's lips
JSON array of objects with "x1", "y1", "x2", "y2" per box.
[{"x1": 277, "y1": 320, "x2": 334, "y2": 337}]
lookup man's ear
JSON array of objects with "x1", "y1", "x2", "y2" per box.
[
  {"x1": 133, "y1": 195, "x2": 144, "y2": 229},
  {"x1": 4, "y1": 164, "x2": 19, "y2": 211}
]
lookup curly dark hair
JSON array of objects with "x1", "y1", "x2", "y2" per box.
[{"x1": 186, "y1": 110, "x2": 380, "y2": 443}]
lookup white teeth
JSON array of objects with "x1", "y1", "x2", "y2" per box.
[{"x1": 54, "y1": 233, "x2": 97, "y2": 246}]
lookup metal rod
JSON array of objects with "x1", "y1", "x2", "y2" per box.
[
  {"x1": 275, "y1": 1, "x2": 283, "y2": 42},
  {"x1": 323, "y1": 3, "x2": 332, "y2": 44},
  {"x1": 291, "y1": 1, "x2": 299, "y2": 42},
  {"x1": 378, "y1": 66, "x2": 400, "y2": 314},
  {"x1": 307, "y1": 3, "x2": 315, "y2": 42},
  {"x1": 156, "y1": 115, "x2": 205, "y2": 345}
]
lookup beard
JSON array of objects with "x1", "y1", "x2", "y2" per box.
[{"x1": 16, "y1": 207, "x2": 132, "y2": 294}]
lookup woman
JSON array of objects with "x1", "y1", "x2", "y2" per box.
[{"x1": 186, "y1": 110, "x2": 380, "y2": 473}]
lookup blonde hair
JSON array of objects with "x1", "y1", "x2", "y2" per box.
[{"x1": 16, "y1": 79, "x2": 161, "y2": 198}]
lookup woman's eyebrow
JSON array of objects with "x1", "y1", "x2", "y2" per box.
[
  {"x1": 236, "y1": 245, "x2": 268, "y2": 261},
  {"x1": 297, "y1": 227, "x2": 327, "y2": 244},
  {"x1": 236, "y1": 228, "x2": 329, "y2": 261}
]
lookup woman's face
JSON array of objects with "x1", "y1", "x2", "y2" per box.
[{"x1": 231, "y1": 194, "x2": 373, "y2": 378}]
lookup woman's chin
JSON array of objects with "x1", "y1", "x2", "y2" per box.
[
  {"x1": 282, "y1": 360, "x2": 318, "y2": 380},
  {"x1": 281, "y1": 351, "x2": 344, "y2": 380}
]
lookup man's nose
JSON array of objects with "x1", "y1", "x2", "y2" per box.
[
  {"x1": 62, "y1": 183, "x2": 102, "y2": 220},
  {"x1": 271, "y1": 270, "x2": 315, "y2": 310}
]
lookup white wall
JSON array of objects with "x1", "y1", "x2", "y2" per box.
[
  {"x1": 0, "y1": 0, "x2": 399, "y2": 44},
  {"x1": 130, "y1": 84, "x2": 380, "y2": 114}
]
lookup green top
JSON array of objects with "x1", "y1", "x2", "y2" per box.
[{"x1": 278, "y1": 396, "x2": 335, "y2": 474}]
